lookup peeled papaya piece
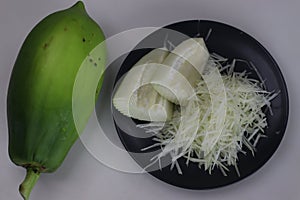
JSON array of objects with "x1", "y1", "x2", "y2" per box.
[
  {"x1": 151, "y1": 38, "x2": 209, "y2": 105},
  {"x1": 7, "y1": 1, "x2": 106, "y2": 199},
  {"x1": 113, "y1": 48, "x2": 173, "y2": 121}
]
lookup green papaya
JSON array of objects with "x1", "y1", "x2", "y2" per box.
[{"x1": 7, "y1": 1, "x2": 106, "y2": 199}]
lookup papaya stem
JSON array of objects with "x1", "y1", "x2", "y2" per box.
[{"x1": 19, "y1": 168, "x2": 40, "y2": 200}]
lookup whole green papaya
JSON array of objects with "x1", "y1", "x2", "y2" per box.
[{"x1": 7, "y1": 1, "x2": 106, "y2": 199}]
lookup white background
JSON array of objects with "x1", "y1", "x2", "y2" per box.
[{"x1": 1, "y1": 0, "x2": 299, "y2": 199}]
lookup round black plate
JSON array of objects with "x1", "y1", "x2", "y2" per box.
[{"x1": 112, "y1": 20, "x2": 289, "y2": 189}]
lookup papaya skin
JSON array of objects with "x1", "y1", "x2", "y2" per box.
[{"x1": 7, "y1": 1, "x2": 106, "y2": 199}]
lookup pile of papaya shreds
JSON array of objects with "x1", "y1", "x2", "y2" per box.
[{"x1": 113, "y1": 38, "x2": 277, "y2": 176}]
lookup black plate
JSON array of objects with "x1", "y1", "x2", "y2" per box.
[{"x1": 112, "y1": 20, "x2": 289, "y2": 189}]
